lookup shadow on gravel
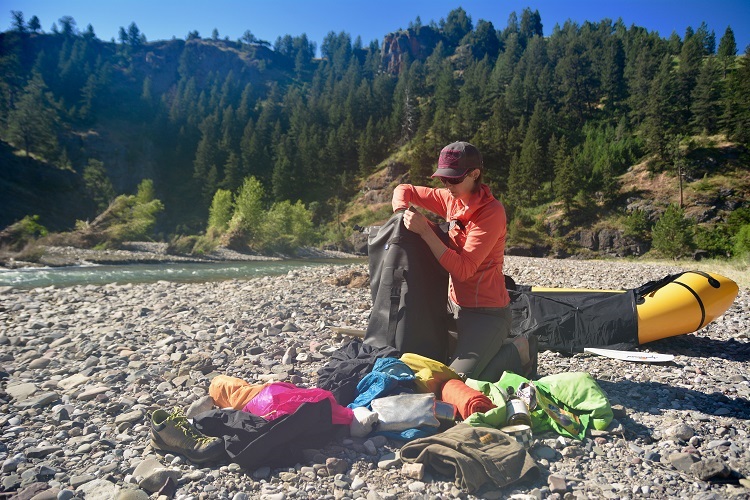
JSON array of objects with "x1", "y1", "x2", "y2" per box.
[
  {"x1": 647, "y1": 334, "x2": 750, "y2": 362},
  {"x1": 597, "y1": 379, "x2": 750, "y2": 425}
]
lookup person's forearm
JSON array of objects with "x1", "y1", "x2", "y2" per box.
[{"x1": 419, "y1": 226, "x2": 447, "y2": 262}]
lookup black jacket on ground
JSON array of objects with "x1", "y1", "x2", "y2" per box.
[
  {"x1": 315, "y1": 338, "x2": 400, "y2": 406},
  {"x1": 193, "y1": 401, "x2": 344, "y2": 470}
]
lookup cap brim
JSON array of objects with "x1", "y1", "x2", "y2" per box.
[{"x1": 431, "y1": 167, "x2": 468, "y2": 178}]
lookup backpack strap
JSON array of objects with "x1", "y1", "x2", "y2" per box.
[{"x1": 387, "y1": 268, "x2": 406, "y2": 346}]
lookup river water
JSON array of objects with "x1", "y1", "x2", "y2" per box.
[{"x1": 0, "y1": 259, "x2": 365, "y2": 289}]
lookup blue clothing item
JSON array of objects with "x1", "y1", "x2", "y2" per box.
[
  {"x1": 375, "y1": 426, "x2": 439, "y2": 442},
  {"x1": 375, "y1": 357, "x2": 417, "y2": 379},
  {"x1": 347, "y1": 358, "x2": 416, "y2": 409}
]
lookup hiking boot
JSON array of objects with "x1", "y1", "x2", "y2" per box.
[{"x1": 150, "y1": 408, "x2": 225, "y2": 464}]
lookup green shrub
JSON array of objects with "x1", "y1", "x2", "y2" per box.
[
  {"x1": 727, "y1": 208, "x2": 750, "y2": 234},
  {"x1": 694, "y1": 224, "x2": 732, "y2": 257},
  {"x1": 623, "y1": 209, "x2": 651, "y2": 239},
  {"x1": 168, "y1": 234, "x2": 218, "y2": 256},
  {"x1": 16, "y1": 215, "x2": 47, "y2": 239},
  {"x1": 259, "y1": 200, "x2": 316, "y2": 253},
  {"x1": 651, "y1": 204, "x2": 695, "y2": 259},
  {"x1": 0, "y1": 215, "x2": 48, "y2": 251},
  {"x1": 101, "y1": 180, "x2": 164, "y2": 243},
  {"x1": 207, "y1": 189, "x2": 234, "y2": 233},
  {"x1": 227, "y1": 177, "x2": 266, "y2": 242},
  {"x1": 83, "y1": 159, "x2": 116, "y2": 212},
  {"x1": 167, "y1": 235, "x2": 198, "y2": 255},
  {"x1": 732, "y1": 224, "x2": 750, "y2": 258}
]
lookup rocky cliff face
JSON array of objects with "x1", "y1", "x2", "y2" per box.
[{"x1": 381, "y1": 26, "x2": 444, "y2": 74}]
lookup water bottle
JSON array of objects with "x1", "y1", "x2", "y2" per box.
[{"x1": 506, "y1": 390, "x2": 532, "y2": 427}]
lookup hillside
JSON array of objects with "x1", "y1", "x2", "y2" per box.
[
  {"x1": 1, "y1": 8, "x2": 749, "y2": 260},
  {"x1": 342, "y1": 138, "x2": 750, "y2": 258}
]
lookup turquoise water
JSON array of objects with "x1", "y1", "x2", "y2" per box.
[{"x1": 0, "y1": 259, "x2": 365, "y2": 289}]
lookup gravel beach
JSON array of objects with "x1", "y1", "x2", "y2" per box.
[{"x1": 1, "y1": 256, "x2": 748, "y2": 500}]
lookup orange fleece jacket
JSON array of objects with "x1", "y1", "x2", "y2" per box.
[{"x1": 392, "y1": 183, "x2": 510, "y2": 308}]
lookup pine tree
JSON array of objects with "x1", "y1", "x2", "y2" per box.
[
  {"x1": 643, "y1": 55, "x2": 679, "y2": 161},
  {"x1": 469, "y1": 20, "x2": 501, "y2": 60},
  {"x1": 691, "y1": 57, "x2": 722, "y2": 134},
  {"x1": 725, "y1": 46, "x2": 750, "y2": 145},
  {"x1": 272, "y1": 136, "x2": 301, "y2": 202},
  {"x1": 83, "y1": 159, "x2": 116, "y2": 213},
  {"x1": 193, "y1": 113, "x2": 223, "y2": 203},
  {"x1": 455, "y1": 59, "x2": 489, "y2": 139},
  {"x1": 552, "y1": 138, "x2": 578, "y2": 213},
  {"x1": 519, "y1": 8, "x2": 543, "y2": 47},
  {"x1": 489, "y1": 33, "x2": 521, "y2": 94},
  {"x1": 600, "y1": 37, "x2": 626, "y2": 114},
  {"x1": 358, "y1": 117, "x2": 380, "y2": 175},
  {"x1": 652, "y1": 204, "x2": 694, "y2": 259},
  {"x1": 556, "y1": 37, "x2": 595, "y2": 125},
  {"x1": 432, "y1": 62, "x2": 458, "y2": 142},
  {"x1": 6, "y1": 72, "x2": 59, "y2": 160},
  {"x1": 441, "y1": 7, "x2": 473, "y2": 48},
  {"x1": 676, "y1": 35, "x2": 704, "y2": 127},
  {"x1": 717, "y1": 26, "x2": 737, "y2": 78}
]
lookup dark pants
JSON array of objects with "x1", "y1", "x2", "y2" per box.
[{"x1": 447, "y1": 300, "x2": 522, "y2": 381}]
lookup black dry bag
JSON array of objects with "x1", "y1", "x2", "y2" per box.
[{"x1": 364, "y1": 211, "x2": 450, "y2": 363}]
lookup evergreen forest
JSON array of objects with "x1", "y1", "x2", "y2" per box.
[{"x1": 1, "y1": 8, "x2": 750, "y2": 259}]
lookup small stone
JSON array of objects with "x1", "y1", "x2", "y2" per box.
[
  {"x1": 377, "y1": 452, "x2": 401, "y2": 470},
  {"x1": 548, "y1": 475, "x2": 567, "y2": 494},
  {"x1": 326, "y1": 457, "x2": 348, "y2": 476},
  {"x1": 57, "y1": 373, "x2": 90, "y2": 391},
  {"x1": 690, "y1": 458, "x2": 730, "y2": 481},
  {"x1": 185, "y1": 395, "x2": 214, "y2": 418},
  {"x1": 532, "y1": 445, "x2": 557, "y2": 461},
  {"x1": 115, "y1": 409, "x2": 144, "y2": 425},
  {"x1": 75, "y1": 479, "x2": 118, "y2": 498},
  {"x1": 407, "y1": 481, "x2": 425, "y2": 492},
  {"x1": 669, "y1": 452, "x2": 700, "y2": 473},
  {"x1": 6, "y1": 382, "x2": 37, "y2": 400},
  {"x1": 70, "y1": 474, "x2": 97, "y2": 488},
  {"x1": 115, "y1": 489, "x2": 150, "y2": 500},
  {"x1": 665, "y1": 423, "x2": 695, "y2": 441},
  {"x1": 351, "y1": 476, "x2": 366, "y2": 491},
  {"x1": 138, "y1": 467, "x2": 180, "y2": 494},
  {"x1": 401, "y1": 463, "x2": 424, "y2": 480}
]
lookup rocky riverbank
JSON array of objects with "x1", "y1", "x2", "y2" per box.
[
  {"x1": 1, "y1": 257, "x2": 748, "y2": 499},
  {"x1": 0, "y1": 242, "x2": 360, "y2": 269}
]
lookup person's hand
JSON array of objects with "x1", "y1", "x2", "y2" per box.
[{"x1": 403, "y1": 209, "x2": 432, "y2": 237}]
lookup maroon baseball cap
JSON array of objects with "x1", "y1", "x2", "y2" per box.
[{"x1": 431, "y1": 141, "x2": 484, "y2": 178}]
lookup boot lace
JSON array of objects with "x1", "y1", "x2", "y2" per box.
[{"x1": 165, "y1": 408, "x2": 215, "y2": 444}]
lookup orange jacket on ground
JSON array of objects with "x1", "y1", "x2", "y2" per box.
[
  {"x1": 392, "y1": 183, "x2": 509, "y2": 308},
  {"x1": 209, "y1": 374, "x2": 264, "y2": 410}
]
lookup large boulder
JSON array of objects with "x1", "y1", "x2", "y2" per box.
[
  {"x1": 381, "y1": 27, "x2": 444, "y2": 75},
  {"x1": 570, "y1": 228, "x2": 648, "y2": 257}
]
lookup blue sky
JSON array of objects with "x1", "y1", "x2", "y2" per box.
[{"x1": 3, "y1": 0, "x2": 749, "y2": 54}]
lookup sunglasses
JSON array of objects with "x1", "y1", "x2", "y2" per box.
[{"x1": 438, "y1": 171, "x2": 471, "y2": 185}]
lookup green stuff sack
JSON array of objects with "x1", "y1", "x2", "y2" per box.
[{"x1": 466, "y1": 371, "x2": 612, "y2": 440}]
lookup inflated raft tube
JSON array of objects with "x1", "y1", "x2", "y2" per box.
[
  {"x1": 527, "y1": 271, "x2": 739, "y2": 344},
  {"x1": 509, "y1": 271, "x2": 739, "y2": 352},
  {"x1": 633, "y1": 271, "x2": 738, "y2": 344}
]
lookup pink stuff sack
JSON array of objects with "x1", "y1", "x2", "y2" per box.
[{"x1": 243, "y1": 382, "x2": 353, "y2": 425}]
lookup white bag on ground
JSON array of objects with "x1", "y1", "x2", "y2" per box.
[
  {"x1": 371, "y1": 393, "x2": 440, "y2": 432},
  {"x1": 350, "y1": 406, "x2": 379, "y2": 437}
]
